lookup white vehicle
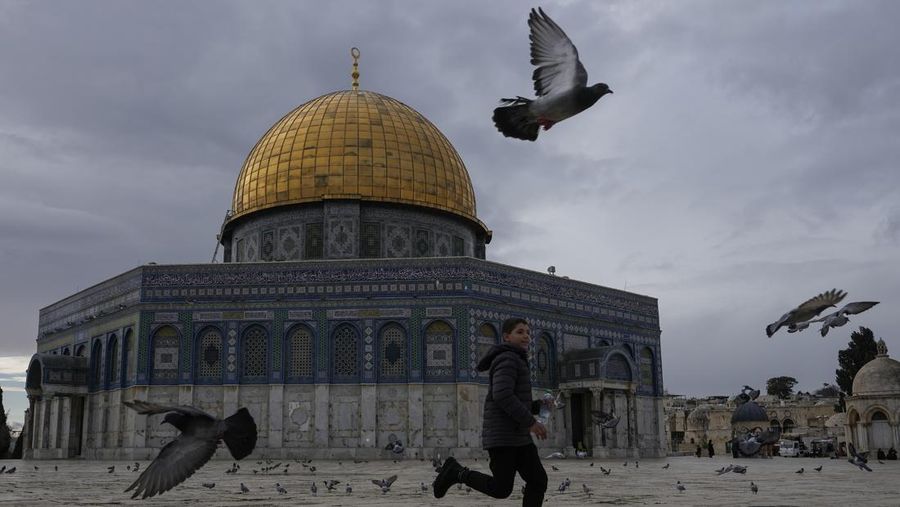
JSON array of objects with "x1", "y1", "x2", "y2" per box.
[{"x1": 779, "y1": 440, "x2": 804, "y2": 457}]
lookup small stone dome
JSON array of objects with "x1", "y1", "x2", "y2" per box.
[
  {"x1": 852, "y1": 339, "x2": 900, "y2": 396},
  {"x1": 731, "y1": 401, "x2": 768, "y2": 424}
]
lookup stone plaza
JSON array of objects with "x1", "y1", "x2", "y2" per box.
[{"x1": 1, "y1": 455, "x2": 897, "y2": 506}]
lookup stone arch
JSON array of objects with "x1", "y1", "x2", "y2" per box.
[
  {"x1": 424, "y1": 319, "x2": 454, "y2": 382},
  {"x1": 196, "y1": 325, "x2": 224, "y2": 383},
  {"x1": 782, "y1": 418, "x2": 795, "y2": 434},
  {"x1": 89, "y1": 339, "x2": 103, "y2": 390},
  {"x1": 534, "y1": 332, "x2": 555, "y2": 387},
  {"x1": 75, "y1": 344, "x2": 86, "y2": 357},
  {"x1": 377, "y1": 321, "x2": 408, "y2": 382},
  {"x1": 639, "y1": 346, "x2": 655, "y2": 394},
  {"x1": 240, "y1": 324, "x2": 268, "y2": 383},
  {"x1": 62, "y1": 347, "x2": 71, "y2": 356},
  {"x1": 26, "y1": 358, "x2": 42, "y2": 392},
  {"x1": 331, "y1": 322, "x2": 361, "y2": 382},
  {"x1": 284, "y1": 323, "x2": 314, "y2": 382},
  {"x1": 476, "y1": 322, "x2": 498, "y2": 380},
  {"x1": 602, "y1": 350, "x2": 635, "y2": 382},
  {"x1": 863, "y1": 405, "x2": 892, "y2": 423},
  {"x1": 150, "y1": 325, "x2": 180, "y2": 384},
  {"x1": 122, "y1": 328, "x2": 134, "y2": 384},
  {"x1": 106, "y1": 334, "x2": 119, "y2": 388}
]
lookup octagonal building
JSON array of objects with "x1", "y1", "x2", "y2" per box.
[{"x1": 25, "y1": 86, "x2": 665, "y2": 461}]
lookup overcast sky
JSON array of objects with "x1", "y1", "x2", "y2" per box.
[{"x1": 2, "y1": 0, "x2": 899, "y2": 425}]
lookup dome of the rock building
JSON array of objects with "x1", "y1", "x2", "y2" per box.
[
  {"x1": 230, "y1": 90, "x2": 483, "y2": 227},
  {"x1": 852, "y1": 339, "x2": 900, "y2": 396},
  {"x1": 731, "y1": 401, "x2": 768, "y2": 424}
]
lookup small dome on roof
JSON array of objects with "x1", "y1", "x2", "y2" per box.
[
  {"x1": 731, "y1": 401, "x2": 768, "y2": 424},
  {"x1": 852, "y1": 339, "x2": 900, "y2": 396}
]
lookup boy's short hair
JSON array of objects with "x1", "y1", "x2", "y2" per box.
[{"x1": 501, "y1": 317, "x2": 529, "y2": 336}]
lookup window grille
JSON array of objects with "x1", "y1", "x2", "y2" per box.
[
  {"x1": 305, "y1": 223, "x2": 323, "y2": 259},
  {"x1": 107, "y1": 335, "x2": 119, "y2": 386},
  {"x1": 288, "y1": 326, "x2": 313, "y2": 378},
  {"x1": 379, "y1": 324, "x2": 407, "y2": 379},
  {"x1": 198, "y1": 328, "x2": 223, "y2": 379},
  {"x1": 333, "y1": 325, "x2": 359, "y2": 378},
  {"x1": 241, "y1": 326, "x2": 268, "y2": 380},
  {"x1": 535, "y1": 333, "x2": 554, "y2": 386}
]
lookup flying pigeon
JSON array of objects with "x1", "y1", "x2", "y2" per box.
[
  {"x1": 591, "y1": 410, "x2": 621, "y2": 429},
  {"x1": 766, "y1": 289, "x2": 846, "y2": 337},
  {"x1": 492, "y1": 8, "x2": 612, "y2": 141},
  {"x1": 848, "y1": 443, "x2": 873, "y2": 471},
  {"x1": 122, "y1": 400, "x2": 257, "y2": 499},
  {"x1": 324, "y1": 480, "x2": 341, "y2": 492},
  {"x1": 545, "y1": 451, "x2": 566, "y2": 459},
  {"x1": 817, "y1": 301, "x2": 879, "y2": 336}
]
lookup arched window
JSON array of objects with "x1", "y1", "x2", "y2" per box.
[
  {"x1": 151, "y1": 325, "x2": 180, "y2": 383},
  {"x1": 90, "y1": 340, "x2": 103, "y2": 389},
  {"x1": 379, "y1": 323, "x2": 407, "y2": 381},
  {"x1": 534, "y1": 333, "x2": 555, "y2": 387},
  {"x1": 106, "y1": 335, "x2": 119, "y2": 387},
  {"x1": 477, "y1": 323, "x2": 498, "y2": 380},
  {"x1": 605, "y1": 353, "x2": 632, "y2": 381},
  {"x1": 63, "y1": 347, "x2": 71, "y2": 356},
  {"x1": 197, "y1": 327, "x2": 223, "y2": 382},
  {"x1": 122, "y1": 329, "x2": 133, "y2": 384},
  {"x1": 286, "y1": 325, "x2": 314, "y2": 381},
  {"x1": 870, "y1": 410, "x2": 892, "y2": 450},
  {"x1": 332, "y1": 324, "x2": 359, "y2": 381},
  {"x1": 75, "y1": 344, "x2": 86, "y2": 357},
  {"x1": 240, "y1": 326, "x2": 268, "y2": 382},
  {"x1": 640, "y1": 347, "x2": 655, "y2": 393},
  {"x1": 782, "y1": 419, "x2": 795, "y2": 434},
  {"x1": 770, "y1": 419, "x2": 781, "y2": 431},
  {"x1": 424, "y1": 320, "x2": 454, "y2": 381}
]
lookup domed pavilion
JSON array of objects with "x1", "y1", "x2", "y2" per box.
[
  {"x1": 846, "y1": 339, "x2": 900, "y2": 453},
  {"x1": 24, "y1": 64, "x2": 663, "y2": 460}
]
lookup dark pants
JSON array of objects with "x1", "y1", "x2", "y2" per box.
[{"x1": 463, "y1": 443, "x2": 547, "y2": 507}]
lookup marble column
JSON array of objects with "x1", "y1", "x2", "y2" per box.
[
  {"x1": 590, "y1": 387, "x2": 605, "y2": 456},
  {"x1": 31, "y1": 398, "x2": 43, "y2": 451},
  {"x1": 48, "y1": 396, "x2": 60, "y2": 451},
  {"x1": 41, "y1": 398, "x2": 52, "y2": 450},
  {"x1": 268, "y1": 385, "x2": 284, "y2": 451},
  {"x1": 408, "y1": 384, "x2": 424, "y2": 450},
  {"x1": 360, "y1": 385, "x2": 377, "y2": 451},
  {"x1": 314, "y1": 384, "x2": 330, "y2": 449},
  {"x1": 25, "y1": 397, "x2": 36, "y2": 452},
  {"x1": 58, "y1": 396, "x2": 72, "y2": 458},
  {"x1": 561, "y1": 391, "x2": 573, "y2": 454}
]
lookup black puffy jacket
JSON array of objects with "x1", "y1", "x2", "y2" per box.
[{"x1": 477, "y1": 343, "x2": 541, "y2": 448}]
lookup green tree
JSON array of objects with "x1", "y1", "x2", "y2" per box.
[
  {"x1": 0, "y1": 387, "x2": 10, "y2": 458},
  {"x1": 835, "y1": 326, "x2": 878, "y2": 395},
  {"x1": 766, "y1": 376, "x2": 798, "y2": 399}
]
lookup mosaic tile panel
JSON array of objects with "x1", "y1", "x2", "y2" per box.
[
  {"x1": 197, "y1": 327, "x2": 223, "y2": 379},
  {"x1": 151, "y1": 325, "x2": 180, "y2": 383},
  {"x1": 424, "y1": 320, "x2": 454, "y2": 381}
]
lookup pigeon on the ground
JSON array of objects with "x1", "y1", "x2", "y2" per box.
[
  {"x1": 122, "y1": 400, "x2": 257, "y2": 499},
  {"x1": 372, "y1": 475, "x2": 398, "y2": 494},
  {"x1": 324, "y1": 480, "x2": 340, "y2": 492},
  {"x1": 582, "y1": 483, "x2": 593, "y2": 497},
  {"x1": 766, "y1": 289, "x2": 846, "y2": 337},
  {"x1": 0, "y1": 465, "x2": 6, "y2": 473},
  {"x1": 492, "y1": 7, "x2": 612, "y2": 141},
  {"x1": 662, "y1": 463, "x2": 670, "y2": 469},
  {"x1": 591, "y1": 410, "x2": 621, "y2": 429},
  {"x1": 54, "y1": 466, "x2": 58, "y2": 472},
  {"x1": 732, "y1": 465, "x2": 747, "y2": 474},
  {"x1": 201, "y1": 482, "x2": 215, "y2": 489},
  {"x1": 420, "y1": 481, "x2": 428, "y2": 492},
  {"x1": 108, "y1": 466, "x2": 115, "y2": 474},
  {"x1": 551, "y1": 465, "x2": 559, "y2": 471},
  {"x1": 276, "y1": 483, "x2": 287, "y2": 494},
  {"x1": 240, "y1": 483, "x2": 250, "y2": 493},
  {"x1": 814, "y1": 465, "x2": 823, "y2": 472},
  {"x1": 817, "y1": 301, "x2": 880, "y2": 336},
  {"x1": 346, "y1": 483, "x2": 353, "y2": 494},
  {"x1": 750, "y1": 482, "x2": 758, "y2": 494},
  {"x1": 545, "y1": 451, "x2": 565, "y2": 459},
  {"x1": 716, "y1": 464, "x2": 735, "y2": 475},
  {"x1": 795, "y1": 467, "x2": 804, "y2": 474},
  {"x1": 5, "y1": 467, "x2": 15, "y2": 474},
  {"x1": 675, "y1": 481, "x2": 685, "y2": 492}
]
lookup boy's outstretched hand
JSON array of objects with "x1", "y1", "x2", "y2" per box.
[{"x1": 530, "y1": 420, "x2": 548, "y2": 440}]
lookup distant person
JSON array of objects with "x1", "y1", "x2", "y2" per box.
[
  {"x1": 432, "y1": 317, "x2": 548, "y2": 506},
  {"x1": 707, "y1": 440, "x2": 715, "y2": 458},
  {"x1": 877, "y1": 448, "x2": 886, "y2": 460},
  {"x1": 887, "y1": 447, "x2": 897, "y2": 460},
  {"x1": 695, "y1": 444, "x2": 702, "y2": 458}
]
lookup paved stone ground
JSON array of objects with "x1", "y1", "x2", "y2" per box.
[{"x1": 0, "y1": 455, "x2": 897, "y2": 506}]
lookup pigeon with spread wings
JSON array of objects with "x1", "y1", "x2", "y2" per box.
[
  {"x1": 492, "y1": 8, "x2": 612, "y2": 141},
  {"x1": 817, "y1": 301, "x2": 879, "y2": 336},
  {"x1": 122, "y1": 400, "x2": 257, "y2": 499},
  {"x1": 766, "y1": 289, "x2": 846, "y2": 337}
]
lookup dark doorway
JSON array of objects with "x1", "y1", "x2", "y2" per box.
[
  {"x1": 569, "y1": 392, "x2": 593, "y2": 451},
  {"x1": 69, "y1": 397, "x2": 85, "y2": 457}
]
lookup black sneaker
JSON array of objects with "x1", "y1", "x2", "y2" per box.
[{"x1": 433, "y1": 456, "x2": 461, "y2": 498}]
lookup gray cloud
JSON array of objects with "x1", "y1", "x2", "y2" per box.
[{"x1": 2, "y1": 0, "x2": 899, "y2": 424}]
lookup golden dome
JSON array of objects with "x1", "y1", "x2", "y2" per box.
[{"x1": 230, "y1": 90, "x2": 483, "y2": 228}]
